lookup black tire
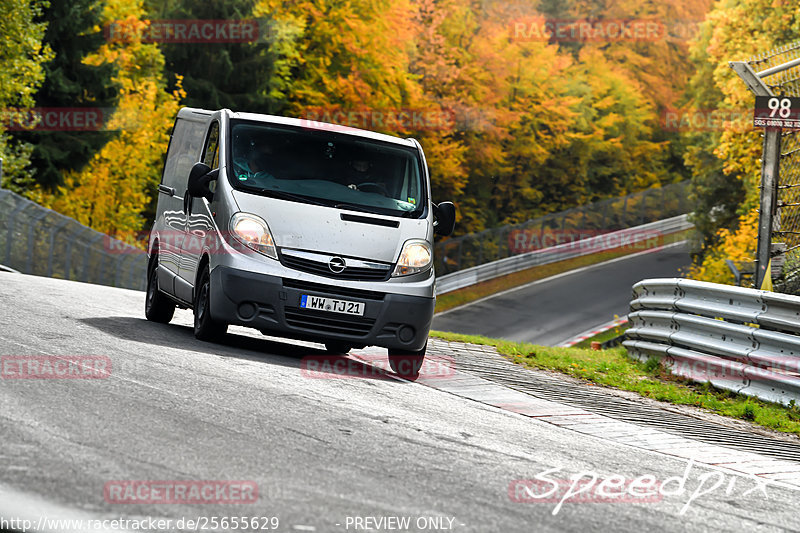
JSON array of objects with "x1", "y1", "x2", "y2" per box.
[
  {"x1": 145, "y1": 260, "x2": 175, "y2": 324},
  {"x1": 325, "y1": 342, "x2": 352, "y2": 354},
  {"x1": 194, "y1": 266, "x2": 227, "y2": 341},
  {"x1": 388, "y1": 341, "x2": 427, "y2": 379}
]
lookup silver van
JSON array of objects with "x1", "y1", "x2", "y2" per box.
[{"x1": 145, "y1": 108, "x2": 455, "y2": 377}]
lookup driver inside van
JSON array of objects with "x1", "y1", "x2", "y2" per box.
[
  {"x1": 234, "y1": 135, "x2": 276, "y2": 183},
  {"x1": 247, "y1": 140, "x2": 275, "y2": 177},
  {"x1": 345, "y1": 158, "x2": 388, "y2": 196}
]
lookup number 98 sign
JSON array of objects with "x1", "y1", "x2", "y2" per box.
[{"x1": 754, "y1": 95, "x2": 800, "y2": 129}]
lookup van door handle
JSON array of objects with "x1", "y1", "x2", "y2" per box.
[{"x1": 158, "y1": 184, "x2": 176, "y2": 197}]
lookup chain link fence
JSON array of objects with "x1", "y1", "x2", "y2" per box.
[
  {"x1": 735, "y1": 42, "x2": 800, "y2": 294},
  {"x1": 434, "y1": 181, "x2": 690, "y2": 275},
  {"x1": 0, "y1": 189, "x2": 147, "y2": 290}
]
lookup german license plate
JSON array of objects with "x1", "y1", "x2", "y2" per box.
[{"x1": 300, "y1": 294, "x2": 365, "y2": 316}]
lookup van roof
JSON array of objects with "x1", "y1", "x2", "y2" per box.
[{"x1": 177, "y1": 107, "x2": 417, "y2": 148}]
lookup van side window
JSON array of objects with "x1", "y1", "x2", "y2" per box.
[
  {"x1": 161, "y1": 118, "x2": 207, "y2": 190},
  {"x1": 203, "y1": 122, "x2": 220, "y2": 169}
]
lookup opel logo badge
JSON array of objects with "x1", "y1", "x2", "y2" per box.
[{"x1": 328, "y1": 256, "x2": 346, "y2": 273}]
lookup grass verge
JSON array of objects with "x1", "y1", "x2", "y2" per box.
[
  {"x1": 435, "y1": 229, "x2": 692, "y2": 314},
  {"x1": 430, "y1": 330, "x2": 800, "y2": 435}
]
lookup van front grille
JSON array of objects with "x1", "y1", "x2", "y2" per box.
[
  {"x1": 285, "y1": 308, "x2": 375, "y2": 337},
  {"x1": 279, "y1": 250, "x2": 391, "y2": 282}
]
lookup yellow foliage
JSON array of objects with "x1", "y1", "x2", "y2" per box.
[
  {"x1": 684, "y1": 0, "x2": 800, "y2": 286},
  {"x1": 687, "y1": 208, "x2": 758, "y2": 284},
  {"x1": 33, "y1": 0, "x2": 184, "y2": 245}
]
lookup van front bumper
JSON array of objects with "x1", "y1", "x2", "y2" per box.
[{"x1": 209, "y1": 266, "x2": 434, "y2": 351}]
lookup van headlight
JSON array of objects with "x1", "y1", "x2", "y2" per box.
[
  {"x1": 230, "y1": 212, "x2": 278, "y2": 259},
  {"x1": 392, "y1": 240, "x2": 432, "y2": 277}
]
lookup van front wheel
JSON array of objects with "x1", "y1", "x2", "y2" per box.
[
  {"x1": 194, "y1": 267, "x2": 227, "y2": 342},
  {"x1": 388, "y1": 342, "x2": 427, "y2": 379}
]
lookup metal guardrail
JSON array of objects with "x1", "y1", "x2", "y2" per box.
[
  {"x1": 624, "y1": 278, "x2": 800, "y2": 406},
  {"x1": 436, "y1": 215, "x2": 693, "y2": 295},
  {"x1": 434, "y1": 181, "x2": 690, "y2": 275},
  {"x1": 0, "y1": 189, "x2": 146, "y2": 290}
]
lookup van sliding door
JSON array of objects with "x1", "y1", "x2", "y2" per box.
[
  {"x1": 178, "y1": 120, "x2": 220, "y2": 301},
  {"x1": 155, "y1": 116, "x2": 207, "y2": 297}
]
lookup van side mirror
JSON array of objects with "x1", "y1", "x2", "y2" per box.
[
  {"x1": 433, "y1": 202, "x2": 456, "y2": 236},
  {"x1": 187, "y1": 162, "x2": 218, "y2": 202}
]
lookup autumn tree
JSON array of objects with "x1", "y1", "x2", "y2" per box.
[
  {"x1": 32, "y1": 0, "x2": 184, "y2": 241},
  {"x1": 12, "y1": 0, "x2": 118, "y2": 191},
  {"x1": 145, "y1": 0, "x2": 280, "y2": 113},
  {"x1": 0, "y1": 0, "x2": 53, "y2": 190},
  {"x1": 13, "y1": 0, "x2": 720, "y2": 243},
  {"x1": 685, "y1": 0, "x2": 800, "y2": 284}
]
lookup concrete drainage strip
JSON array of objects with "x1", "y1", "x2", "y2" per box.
[{"x1": 352, "y1": 338, "x2": 800, "y2": 489}]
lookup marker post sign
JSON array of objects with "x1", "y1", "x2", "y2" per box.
[{"x1": 754, "y1": 96, "x2": 800, "y2": 129}]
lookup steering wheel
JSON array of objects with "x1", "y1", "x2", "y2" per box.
[{"x1": 357, "y1": 182, "x2": 389, "y2": 196}]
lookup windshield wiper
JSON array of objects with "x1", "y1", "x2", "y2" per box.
[
  {"x1": 333, "y1": 202, "x2": 380, "y2": 214},
  {"x1": 336, "y1": 202, "x2": 423, "y2": 218},
  {"x1": 252, "y1": 188, "x2": 328, "y2": 206}
]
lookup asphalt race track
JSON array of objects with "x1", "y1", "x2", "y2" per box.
[
  {"x1": 2, "y1": 271, "x2": 800, "y2": 532},
  {"x1": 433, "y1": 243, "x2": 691, "y2": 346}
]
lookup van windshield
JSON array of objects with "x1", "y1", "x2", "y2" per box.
[{"x1": 228, "y1": 121, "x2": 426, "y2": 218}]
